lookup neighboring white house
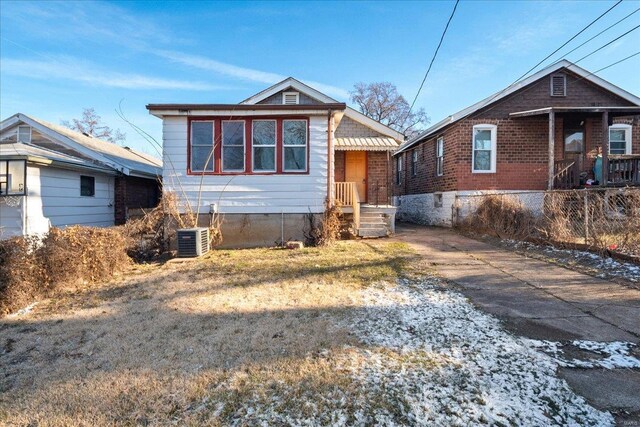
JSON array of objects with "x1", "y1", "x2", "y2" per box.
[
  {"x1": 0, "y1": 114, "x2": 162, "y2": 239},
  {"x1": 147, "y1": 77, "x2": 404, "y2": 248}
]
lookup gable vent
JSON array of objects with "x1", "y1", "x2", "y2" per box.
[
  {"x1": 283, "y1": 91, "x2": 300, "y2": 105},
  {"x1": 551, "y1": 74, "x2": 566, "y2": 97}
]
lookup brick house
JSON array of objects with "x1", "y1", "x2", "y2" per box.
[
  {"x1": 148, "y1": 77, "x2": 404, "y2": 247},
  {"x1": 393, "y1": 60, "x2": 640, "y2": 226}
]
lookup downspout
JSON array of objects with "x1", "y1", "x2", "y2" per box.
[{"x1": 327, "y1": 110, "x2": 333, "y2": 208}]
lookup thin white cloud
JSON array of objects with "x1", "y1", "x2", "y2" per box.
[
  {"x1": 1, "y1": 58, "x2": 224, "y2": 91},
  {"x1": 154, "y1": 50, "x2": 350, "y2": 100}
]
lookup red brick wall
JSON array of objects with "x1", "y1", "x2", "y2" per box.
[
  {"x1": 114, "y1": 176, "x2": 160, "y2": 224},
  {"x1": 335, "y1": 151, "x2": 345, "y2": 182},
  {"x1": 393, "y1": 69, "x2": 639, "y2": 195},
  {"x1": 367, "y1": 151, "x2": 392, "y2": 205}
]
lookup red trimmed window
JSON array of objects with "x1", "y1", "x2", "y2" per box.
[{"x1": 188, "y1": 117, "x2": 309, "y2": 175}]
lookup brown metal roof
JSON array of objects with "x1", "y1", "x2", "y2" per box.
[{"x1": 335, "y1": 137, "x2": 399, "y2": 151}]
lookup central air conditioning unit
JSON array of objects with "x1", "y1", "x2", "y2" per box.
[{"x1": 177, "y1": 227, "x2": 210, "y2": 257}]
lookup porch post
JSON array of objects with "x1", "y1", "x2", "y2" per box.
[
  {"x1": 548, "y1": 111, "x2": 555, "y2": 190},
  {"x1": 601, "y1": 111, "x2": 609, "y2": 185}
]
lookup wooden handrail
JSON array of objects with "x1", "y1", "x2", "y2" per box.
[{"x1": 334, "y1": 182, "x2": 360, "y2": 230}]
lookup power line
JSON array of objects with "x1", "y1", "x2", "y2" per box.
[
  {"x1": 408, "y1": 0, "x2": 460, "y2": 113},
  {"x1": 574, "y1": 24, "x2": 640, "y2": 63},
  {"x1": 552, "y1": 7, "x2": 640, "y2": 61},
  {"x1": 466, "y1": 0, "x2": 624, "y2": 118}
]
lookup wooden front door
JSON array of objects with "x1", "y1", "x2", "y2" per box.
[{"x1": 345, "y1": 151, "x2": 367, "y2": 203}]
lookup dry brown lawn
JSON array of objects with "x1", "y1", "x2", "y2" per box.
[{"x1": 0, "y1": 240, "x2": 416, "y2": 426}]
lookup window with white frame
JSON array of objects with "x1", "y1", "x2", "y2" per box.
[
  {"x1": 609, "y1": 124, "x2": 632, "y2": 155},
  {"x1": 190, "y1": 121, "x2": 214, "y2": 172},
  {"x1": 472, "y1": 124, "x2": 497, "y2": 173},
  {"x1": 0, "y1": 160, "x2": 26, "y2": 196},
  {"x1": 436, "y1": 136, "x2": 444, "y2": 176},
  {"x1": 252, "y1": 120, "x2": 276, "y2": 172},
  {"x1": 396, "y1": 155, "x2": 403, "y2": 185},
  {"x1": 283, "y1": 120, "x2": 307, "y2": 171},
  {"x1": 411, "y1": 149, "x2": 418, "y2": 176},
  {"x1": 222, "y1": 121, "x2": 246, "y2": 172},
  {"x1": 18, "y1": 125, "x2": 31, "y2": 143}
]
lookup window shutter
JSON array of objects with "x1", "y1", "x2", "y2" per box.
[
  {"x1": 283, "y1": 92, "x2": 299, "y2": 105},
  {"x1": 551, "y1": 74, "x2": 566, "y2": 97}
]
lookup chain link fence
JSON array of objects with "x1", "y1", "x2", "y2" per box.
[{"x1": 453, "y1": 188, "x2": 640, "y2": 256}]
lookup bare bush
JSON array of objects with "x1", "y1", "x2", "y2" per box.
[
  {"x1": 304, "y1": 200, "x2": 343, "y2": 247},
  {"x1": 0, "y1": 227, "x2": 130, "y2": 315},
  {"x1": 459, "y1": 195, "x2": 539, "y2": 240}
]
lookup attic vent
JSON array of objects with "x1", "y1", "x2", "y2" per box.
[
  {"x1": 18, "y1": 125, "x2": 31, "y2": 143},
  {"x1": 283, "y1": 91, "x2": 300, "y2": 105},
  {"x1": 551, "y1": 74, "x2": 566, "y2": 97}
]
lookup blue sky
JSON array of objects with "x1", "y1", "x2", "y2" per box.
[{"x1": 1, "y1": 0, "x2": 639, "y2": 155}]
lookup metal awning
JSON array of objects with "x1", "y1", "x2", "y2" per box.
[
  {"x1": 335, "y1": 137, "x2": 399, "y2": 151},
  {"x1": 510, "y1": 106, "x2": 640, "y2": 118}
]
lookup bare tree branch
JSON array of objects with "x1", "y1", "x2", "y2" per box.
[{"x1": 62, "y1": 108, "x2": 126, "y2": 144}]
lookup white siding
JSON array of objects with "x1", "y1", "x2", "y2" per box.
[
  {"x1": 34, "y1": 166, "x2": 115, "y2": 229},
  {"x1": 0, "y1": 198, "x2": 23, "y2": 238},
  {"x1": 162, "y1": 116, "x2": 329, "y2": 214}
]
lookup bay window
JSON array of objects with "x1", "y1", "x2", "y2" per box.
[
  {"x1": 472, "y1": 124, "x2": 497, "y2": 173},
  {"x1": 222, "y1": 121, "x2": 245, "y2": 172},
  {"x1": 252, "y1": 120, "x2": 276, "y2": 172},
  {"x1": 190, "y1": 121, "x2": 214, "y2": 172},
  {"x1": 609, "y1": 124, "x2": 632, "y2": 155},
  {"x1": 283, "y1": 120, "x2": 308, "y2": 172}
]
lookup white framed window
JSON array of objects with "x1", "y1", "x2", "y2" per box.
[
  {"x1": 0, "y1": 159, "x2": 26, "y2": 196},
  {"x1": 18, "y1": 125, "x2": 31, "y2": 143},
  {"x1": 222, "y1": 120, "x2": 246, "y2": 172},
  {"x1": 252, "y1": 120, "x2": 276, "y2": 172},
  {"x1": 282, "y1": 91, "x2": 300, "y2": 105},
  {"x1": 472, "y1": 124, "x2": 497, "y2": 173},
  {"x1": 282, "y1": 119, "x2": 307, "y2": 172},
  {"x1": 436, "y1": 136, "x2": 444, "y2": 176},
  {"x1": 411, "y1": 149, "x2": 418, "y2": 176},
  {"x1": 550, "y1": 74, "x2": 566, "y2": 97},
  {"x1": 190, "y1": 121, "x2": 215, "y2": 172},
  {"x1": 396, "y1": 155, "x2": 403, "y2": 185},
  {"x1": 609, "y1": 124, "x2": 632, "y2": 155}
]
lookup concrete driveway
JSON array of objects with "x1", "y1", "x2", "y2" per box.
[{"x1": 394, "y1": 224, "x2": 640, "y2": 423}]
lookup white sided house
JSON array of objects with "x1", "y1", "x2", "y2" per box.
[
  {"x1": 148, "y1": 78, "x2": 404, "y2": 248},
  {"x1": 0, "y1": 114, "x2": 162, "y2": 238}
]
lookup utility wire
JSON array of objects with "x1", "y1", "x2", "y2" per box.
[
  {"x1": 552, "y1": 7, "x2": 640, "y2": 61},
  {"x1": 574, "y1": 24, "x2": 640, "y2": 63},
  {"x1": 466, "y1": 0, "x2": 624, "y2": 118},
  {"x1": 408, "y1": 0, "x2": 460, "y2": 113}
]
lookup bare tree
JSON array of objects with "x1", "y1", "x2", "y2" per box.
[
  {"x1": 62, "y1": 108, "x2": 126, "y2": 144},
  {"x1": 350, "y1": 82, "x2": 429, "y2": 137}
]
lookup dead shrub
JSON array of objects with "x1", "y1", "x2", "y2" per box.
[
  {"x1": 460, "y1": 194, "x2": 539, "y2": 240},
  {"x1": 304, "y1": 200, "x2": 343, "y2": 247},
  {"x1": 0, "y1": 226, "x2": 130, "y2": 316}
]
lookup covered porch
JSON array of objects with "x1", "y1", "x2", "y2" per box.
[
  {"x1": 510, "y1": 106, "x2": 640, "y2": 190},
  {"x1": 332, "y1": 136, "x2": 398, "y2": 237}
]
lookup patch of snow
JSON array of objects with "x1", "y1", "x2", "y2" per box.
[
  {"x1": 503, "y1": 240, "x2": 640, "y2": 283},
  {"x1": 7, "y1": 302, "x2": 38, "y2": 317},
  {"x1": 528, "y1": 339, "x2": 640, "y2": 369}
]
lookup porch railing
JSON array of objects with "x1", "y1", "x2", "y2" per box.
[
  {"x1": 334, "y1": 182, "x2": 360, "y2": 230},
  {"x1": 608, "y1": 155, "x2": 640, "y2": 186},
  {"x1": 554, "y1": 159, "x2": 577, "y2": 189}
]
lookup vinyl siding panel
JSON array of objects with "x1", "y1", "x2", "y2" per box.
[
  {"x1": 23, "y1": 165, "x2": 115, "y2": 234},
  {"x1": 162, "y1": 116, "x2": 329, "y2": 214}
]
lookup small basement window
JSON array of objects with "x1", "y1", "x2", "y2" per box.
[
  {"x1": 80, "y1": 175, "x2": 95, "y2": 197},
  {"x1": 18, "y1": 125, "x2": 32, "y2": 143},
  {"x1": 283, "y1": 91, "x2": 300, "y2": 105},
  {"x1": 434, "y1": 193, "x2": 443, "y2": 208},
  {"x1": 0, "y1": 159, "x2": 27, "y2": 196},
  {"x1": 550, "y1": 74, "x2": 566, "y2": 97}
]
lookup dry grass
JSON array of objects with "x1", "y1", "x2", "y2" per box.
[{"x1": 0, "y1": 240, "x2": 415, "y2": 426}]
